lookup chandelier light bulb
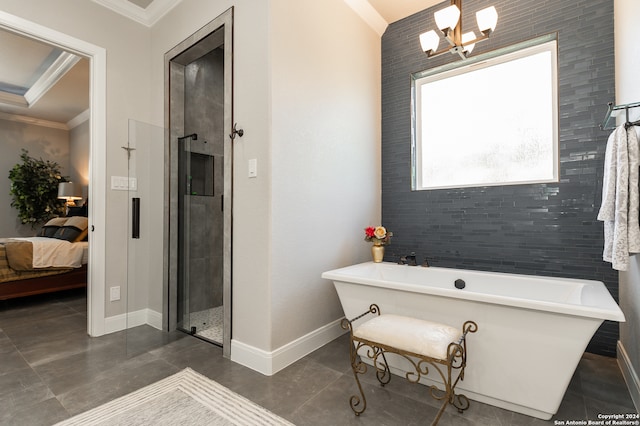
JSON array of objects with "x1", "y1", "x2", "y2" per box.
[
  {"x1": 462, "y1": 31, "x2": 476, "y2": 53},
  {"x1": 434, "y1": 5, "x2": 460, "y2": 31},
  {"x1": 476, "y1": 6, "x2": 498, "y2": 33},
  {"x1": 419, "y1": 30, "x2": 440, "y2": 53}
]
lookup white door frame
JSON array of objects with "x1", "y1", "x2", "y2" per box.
[{"x1": 0, "y1": 11, "x2": 107, "y2": 336}]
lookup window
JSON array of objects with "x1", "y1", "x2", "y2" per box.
[{"x1": 411, "y1": 36, "x2": 559, "y2": 190}]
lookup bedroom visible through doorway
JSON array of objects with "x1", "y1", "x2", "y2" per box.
[{"x1": 0, "y1": 10, "x2": 107, "y2": 337}]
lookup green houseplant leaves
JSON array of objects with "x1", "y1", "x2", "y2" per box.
[{"x1": 8, "y1": 149, "x2": 67, "y2": 227}]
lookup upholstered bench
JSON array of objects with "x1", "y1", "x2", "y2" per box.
[{"x1": 341, "y1": 304, "x2": 477, "y2": 426}]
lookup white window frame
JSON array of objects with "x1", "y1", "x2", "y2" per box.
[{"x1": 411, "y1": 35, "x2": 559, "y2": 191}]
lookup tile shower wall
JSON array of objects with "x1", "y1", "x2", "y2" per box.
[
  {"x1": 184, "y1": 48, "x2": 225, "y2": 312},
  {"x1": 381, "y1": 0, "x2": 617, "y2": 356}
]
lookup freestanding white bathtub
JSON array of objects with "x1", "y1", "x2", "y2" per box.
[{"x1": 322, "y1": 261, "x2": 625, "y2": 420}]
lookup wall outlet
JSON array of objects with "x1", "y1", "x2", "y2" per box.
[{"x1": 110, "y1": 286, "x2": 121, "y2": 301}]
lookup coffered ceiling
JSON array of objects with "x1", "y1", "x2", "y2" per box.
[{"x1": 0, "y1": 30, "x2": 89, "y2": 128}]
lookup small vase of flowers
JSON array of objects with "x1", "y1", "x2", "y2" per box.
[{"x1": 364, "y1": 226, "x2": 392, "y2": 262}]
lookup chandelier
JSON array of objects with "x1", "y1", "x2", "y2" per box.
[{"x1": 419, "y1": 0, "x2": 498, "y2": 60}]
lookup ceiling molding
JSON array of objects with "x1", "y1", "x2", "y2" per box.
[
  {"x1": 0, "y1": 90, "x2": 28, "y2": 108},
  {"x1": 0, "y1": 110, "x2": 69, "y2": 130},
  {"x1": 344, "y1": 0, "x2": 388, "y2": 36},
  {"x1": 91, "y1": 0, "x2": 182, "y2": 27},
  {"x1": 24, "y1": 51, "x2": 81, "y2": 107},
  {"x1": 0, "y1": 105, "x2": 89, "y2": 130},
  {"x1": 67, "y1": 108, "x2": 90, "y2": 129}
]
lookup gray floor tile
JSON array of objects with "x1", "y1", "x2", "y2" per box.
[
  {"x1": 239, "y1": 358, "x2": 343, "y2": 418},
  {"x1": 57, "y1": 357, "x2": 180, "y2": 415},
  {"x1": 0, "y1": 346, "x2": 31, "y2": 375},
  {"x1": 305, "y1": 332, "x2": 353, "y2": 374},
  {"x1": 1, "y1": 313, "x2": 87, "y2": 349},
  {"x1": 0, "y1": 366, "x2": 48, "y2": 399},
  {"x1": 1, "y1": 290, "x2": 637, "y2": 426},
  {"x1": 0, "y1": 397, "x2": 69, "y2": 426},
  {"x1": 33, "y1": 339, "x2": 136, "y2": 395},
  {"x1": 290, "y1": 373, "x2": 438, "y2": 426},
  {"x1": 0, "y1": 298, "x2": 77, "y2": 325}
]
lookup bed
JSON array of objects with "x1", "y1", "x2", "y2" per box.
[{"x1": 0, "y1": 216, "x2": 89, "y2": 300}]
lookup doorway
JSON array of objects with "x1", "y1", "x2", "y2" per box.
[
  {"x1": 0, "y1": 10, "x2": 108, "y2": 337},
  {"x1": 164, "y1": 8, "x2": 233, "y2": 357}
]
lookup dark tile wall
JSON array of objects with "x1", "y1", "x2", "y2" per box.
[
  {"x1": 184, "y1": 48, "x2": 225, "y2": 312},
  {"x1": 381, "y1": 0, "x2": 618, "y2": 356}
]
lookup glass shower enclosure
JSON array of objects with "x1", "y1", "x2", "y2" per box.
[{"x1": 166, "y1": 8, "x2": 233, "y2": 355}]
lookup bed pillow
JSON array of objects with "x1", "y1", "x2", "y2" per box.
[
  {"x1": 67, "y1": 205, "x2": 88, "y2": 217},
  {"x1": 37, "y1": 217, "x2": 69, "y2": 238},
  {"x1": 53, "y1": 216, "x2": 89, "y2": 242}
]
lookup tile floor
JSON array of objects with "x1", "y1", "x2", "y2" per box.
[
  {"x1": 0, "y1": 289, "x2": 637, "y2": 425},
  {"x1": 188, "y1": 306, "x2": 224, "y2": 344}
]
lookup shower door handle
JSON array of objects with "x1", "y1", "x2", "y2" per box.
[
  {"x1": 132, "y1": 197, "x2": 140, "y2": 239},
  {"x1": 230, "y1": 123, "x2": 244, "y2": 140}
]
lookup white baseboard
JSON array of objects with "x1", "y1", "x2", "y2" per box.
[
  {"x1": 146, "y1": 309, "x2": 163, "y2": 330},
  {"x1": 618, "y1": 340, "x2": 640, "y2": 413},
  {"x1": 104, "y1": 309, "x2": 163, "y2": 334},
  {"x1": 230, "y1": 318, "x2": 346, "y2": 376}
]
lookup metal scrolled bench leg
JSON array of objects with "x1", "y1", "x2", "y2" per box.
[{"x1": 341, "y1": 304, "x2": 478, "y2": 425}]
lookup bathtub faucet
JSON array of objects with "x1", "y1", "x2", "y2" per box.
[{"x1": 398, "y1": 252, "x2": 417, "y2": 266}]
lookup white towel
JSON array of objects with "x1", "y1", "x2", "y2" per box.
[{"x1": 597, "y1": 125, "x2": 640, "y2": 271}]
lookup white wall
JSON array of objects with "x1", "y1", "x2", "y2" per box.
[
  {"x1": 615, "y1": 0, "x2": 640, "y2": 411},
  {"x1": 0, "y1": 0, "x2": 154, "y2": 318},
  {"x1": 269, "y1": 0, "x2": 381, "y2": 349}
]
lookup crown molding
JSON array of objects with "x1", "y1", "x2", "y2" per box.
[
  {"x1": 91, "y1": 0, "x2": 182, "y2": 27},
  {"x1": 67, "y1": 108, "x2": 90, "y2": 129},
  {"x1": 0, "y1": 91, "x2": 28, "y2": 108},
  {"x1": 0, "y1": 108, "x2": 90, "y2": 130},
  {"x1": 0, "y1": 110, "x2": 68, "y2": 130},
  {"x1": 343, "y1": 0, "x2": 388, "y2": 36}
]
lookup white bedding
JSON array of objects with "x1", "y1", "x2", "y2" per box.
[
  {"x1": 9, "y1": 237, "x2": 85, "y2": 269},
  {"x1": 78, "y1": 241, "x2": 89, "y2": 265}
]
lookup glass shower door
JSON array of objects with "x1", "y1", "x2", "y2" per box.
[
  {"x1": 125, "y1": 119, "x2": 166, "y2": 356},
  {"x1": 176, "y1": 134, "x2": 223, "y2": 345}
]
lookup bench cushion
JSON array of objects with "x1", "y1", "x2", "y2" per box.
[{"x1": 353, "y1": 314, "x2": 462, "y2": 360}]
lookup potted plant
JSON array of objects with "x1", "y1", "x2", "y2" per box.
[{"x1": 8, "y1": 149, "x2": 67, "y2": 227}]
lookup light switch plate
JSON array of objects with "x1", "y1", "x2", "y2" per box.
[
  {"x1": 248, "y1": 159, "x2": 257, "y2": 178},
  {"x1": 111, "y1": 176, "x2": 137, "y2": 190}
]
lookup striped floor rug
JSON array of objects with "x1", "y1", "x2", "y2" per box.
[{"x1": 55, "y1": 368, "x2": 294, "y2": 426}]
